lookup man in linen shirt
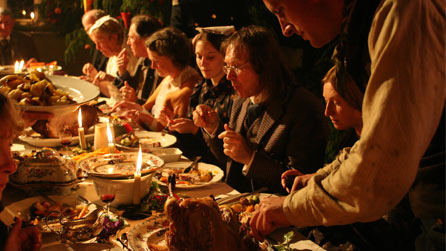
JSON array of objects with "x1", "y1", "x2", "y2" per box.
[{"x1": 250, "y1": 0, "x2": 445, "y2": 250}]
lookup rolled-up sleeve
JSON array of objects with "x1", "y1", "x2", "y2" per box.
[{"x1": 284, "y1": 0, "x2": 445, "y2": 227}]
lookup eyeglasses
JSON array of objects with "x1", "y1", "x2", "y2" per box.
[{"x1": 223, "y1": 62, "x2": 250, "y2": 75}]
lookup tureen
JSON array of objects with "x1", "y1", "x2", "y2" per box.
[{"x1": 10, "y1": 149, "x2": 80, "y2": 195}]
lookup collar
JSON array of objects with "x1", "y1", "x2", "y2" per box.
[
  {"x1": 250, "y1": 91, "x2": 268, "y2": 105},
  {"x1": 171, "y1": 66, "x2": 195, "y2": 88}
]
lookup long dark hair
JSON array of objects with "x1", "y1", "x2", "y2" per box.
[{"x1": 222, "y1": 25, "x2": 295, "y2": 100}]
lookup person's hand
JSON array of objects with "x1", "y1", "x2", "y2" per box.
[
  {"x1": 281, "y1": 170, "x2": 315, "y2": 193},
  {"x1": 250, "y1": 196, "x2": 290, "y2": 241},
  {"x1": 193, "y1": 104, "x2": 219, "y2": 133},
  {"x1": 112, "y1": 101, "x2": 143, "y2": 113},
  {"x1": 82, "y1": 63, "x2": 98, "y2": 81},
  {"x1": 92, "y1": 71, "x2": 114, "y2": 85},
  {"x1": 21, "y1": 111, "x2": 54, "y2": 128},
  {"x1": 169, "y1": 118, "x2": 199, "y2": 134},
  {"x1": 116, "y1": 48, "x2": 129, "y2": 77},
  {"x1": 4, "y1": 218, "x2": 42, "y2": 251},
  {"x1": 120, "y1": 81, "x2": 137, "y2": 102},
  {"x1": 218, "y1": 124, "x2": 253, "y2": 165}
]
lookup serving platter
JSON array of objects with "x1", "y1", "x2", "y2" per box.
[
  {"x1": 16, "y1": 75, "x2": 100, "y2": 113},
  {"x1": 0, "y1": 194, "x2": 96, "y2": 230},
  {"x1": 127, "y1": 214, "x2": 170, "y2": 251},
  {"x1": 153, "y1": 161, "x2": 224, "y2": 189},
  {"x1": 78, "y1": 152, "x2": 164, "y2": 179},
  {"x1": 115, "y1": 131, "x2": 177, "y2": 150},
  {"x1": 18, "y1": 133, "x2": 94, "y2": 147}
]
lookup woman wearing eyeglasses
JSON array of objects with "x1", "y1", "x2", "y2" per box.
[{"x1": 197, "y1": 26, "x2": 328, "y2": 194}]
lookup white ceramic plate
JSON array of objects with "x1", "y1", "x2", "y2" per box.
[
  {"x1": 18, "y1": 133, "x2": 94, "y2": 147},
  {"x1": 78, "y1": 152, "x2": 164, "y2": 179},
  {"x1": 116, "y1": 131, "x2": 177, "y2": 150},
  {"x1": 151, "y1": 148, "x2": 182, "y2": 163},
  {"x1": 16, "y1": 75, "x2": 100, "y2": 113},
  {"x1": 0, "y1": 194, "x2": 96, "y2": 229},
  {"x1": 127, "y1": 214, "x2": 170, "y2": 251},
  {"x1": 154, "y1": 161, "x2": 224, "y2": 189}
]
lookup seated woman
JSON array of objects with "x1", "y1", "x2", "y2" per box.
[
  {"x1": 198, "y1": 26, "x2": 327, "y2": 194},
  {"x1": 0, "y1": 93, "x2": 41, "y2": 251},
  {"x1": 117, "y1": 15, "x2": 163, "y2": 104},
  {"x1": 113, "y1": 27, "x2": 201, "y2": 131},
  {"x1": 282, "y1": 67, "x2": 414, "y2": 251},
  {"x1": 82, "y1": 16, "x2": 138, "y2": 97},
  {"x1": 282, "y1": 65, "x2": 363, "y2": 192},
  {"x1": 167, "y1": 31, "x2": 235, "y2": 166}
]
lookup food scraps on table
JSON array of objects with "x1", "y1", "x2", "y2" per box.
[
  {"x1": 156, "y1": 166, "x2": 213, "y2": 186},
  {"x1": 28, "y1": 200, "x2": 88, "y2": 226}
]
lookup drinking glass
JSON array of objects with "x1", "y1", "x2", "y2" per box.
[{"x1": 97, "y1": 185, "x2": 116, "y2": 217}]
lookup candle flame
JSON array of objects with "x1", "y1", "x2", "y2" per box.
[
  {"x1": 106, "y1": 121, "x2": 113, "y2": 144},
  {"x1": 22, "y1": 10, "x2": 26, "y2": 16},
  {"x1": 78, "y1": 108, "x2": 83, "y2": 128},
  {"x1": 30, "y1": 12, "x2": 35, "y2": 20},
  {"x1": 108, "y1": 167, "x2": 114, "y2": 174},
  {"x1": 136, "y1": 145, "x2": 142, "y2": 175},
  {"x1": 14, "y1": 60, "x2": 25, "y2": 73}
]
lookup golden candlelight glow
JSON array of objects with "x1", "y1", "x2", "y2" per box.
[
  {"x1": 106, "y1": 121, "x2": 113, "y2": 144},
  {"x1": 136, "y1": 145, "x2": 143, "y2": 175},
  {"x1": 30, "y1": 12, "x2": 35, "y2": 20},
  {"x1": 22, "y1": 10, "x2": 26, "y2": 16},
  {"x1": 14, "y1": 60, "x2": 25, "y2": 73},
  {"x1": 108, "y1": 167, "x2": 114, "y2": 174},
  {"x1": 78, "y1": 108, "x2": 83, "y2": 128}
]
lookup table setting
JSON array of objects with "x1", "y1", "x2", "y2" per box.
[{"x1": 0, "y1": 71, "x2": 325, "y2": 251}]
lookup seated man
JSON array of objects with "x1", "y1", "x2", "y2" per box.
[{"x1": 0, "y1": 7, "x2": 38, "y2": 65}]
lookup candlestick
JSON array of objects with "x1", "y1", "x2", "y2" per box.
[
  {"x1": 106, "y1": 120, "x2": 115, "y2": 153},
  {"x1": 108, "y1": 143, "x2": 115, "y2": 154},
  {"x1": 133, "y1": 146, "x2": 143, "y2": 204},
  {"x1": 78, "y1": 109, "x2": 87, "y2": 149}
]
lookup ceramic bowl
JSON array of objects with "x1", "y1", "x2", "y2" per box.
[
  {"x1": 91, "y1": 173, "x2": 154, "y2": 206},
  {"x1": 10, "y1": 149, "x2": 80, "y2": 195},
  {"x1": 151, "y1": 148, "x2": 182, "y2": 163}
]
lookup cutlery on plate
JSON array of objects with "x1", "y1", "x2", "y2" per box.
[
  {"x1": 118, "y1": 232, "x2": 132, "y2": 251},
  {"x1": 216, "y1": 187, "x2": 268, "y2": 205},
  {"x1": 183, "y1": 156, "x2": 201, "y2": 173}
]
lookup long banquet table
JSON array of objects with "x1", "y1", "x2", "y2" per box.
[{"x1": 1, "y1": 139, "x2": 325, "y2": 251}]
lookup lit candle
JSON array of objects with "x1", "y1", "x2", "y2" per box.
[
  {"x1": 106, "y1": 121, "x2": 115, "y2": 153},
  {"x1": 78, "y1": 108, "x2": 87, "y2": 149},
  {"x1": 30, "y1": 12, "x2": 35, "y2": 22},
  {"x1": 14, "y1": 60, "x2": 25, "y2": 73},
  {"x1": 22, "y1": 10, "x2": 27, "y2": 16},
  {"x1": 133, "y1": 146, "x2": 142, "y2": 204}
]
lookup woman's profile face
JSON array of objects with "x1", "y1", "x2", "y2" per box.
[
  {"x1": 147, "y1": 49, "x2": 177, "y2": 77},
  {"x1": 224, "y1": 44, "x2": 261, "y2": 98},
  {"x1": 92, "y1": 31, "x2": 120, "y2": 57},
  {"x1": 0, "y1": 127, "x2": 17, "y2": 200},
  {"x1": 323, "y1": 81, "x2": 362, "y2": 132},
  {"x1": 195, "y1": 40, "x2": 224, "y2": 80}
]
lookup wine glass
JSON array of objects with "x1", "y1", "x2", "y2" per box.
[
  {"x1": 59, "y1": 126, "x2": 72, "y2": 151},
  {"x1": 97, "y1": 185, "x2": 116, "y2": 217}
]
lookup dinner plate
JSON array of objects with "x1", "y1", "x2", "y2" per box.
[
  {"x1": 0, "y1": 194, "x2": 96, "y2": 229},
  {"x1": 127, "y1": 214, "x2": 170, "y2": 251},
  {"x1": 16, "y1": 75, "x2": 100, "y2": 114},
  {"x1": 154, "y1": 161, "x2": 224, "y2": 189},
  {"x1": 78, "y1": 152, "x2": 164, "y2": 179},
  {"x1": 18, "y1": 133, "x2": 94, "y2": 147},
  {"x1": 116, "y1": 131, "x2": 177, "y2": 150}
]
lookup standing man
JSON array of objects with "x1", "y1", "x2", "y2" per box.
[
  {"x1": 0, "y1": 7, "x2": 38, "y2": 65},
  {"x1": 250, "y1": 0, "x2": 445, "y2": 250}
]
